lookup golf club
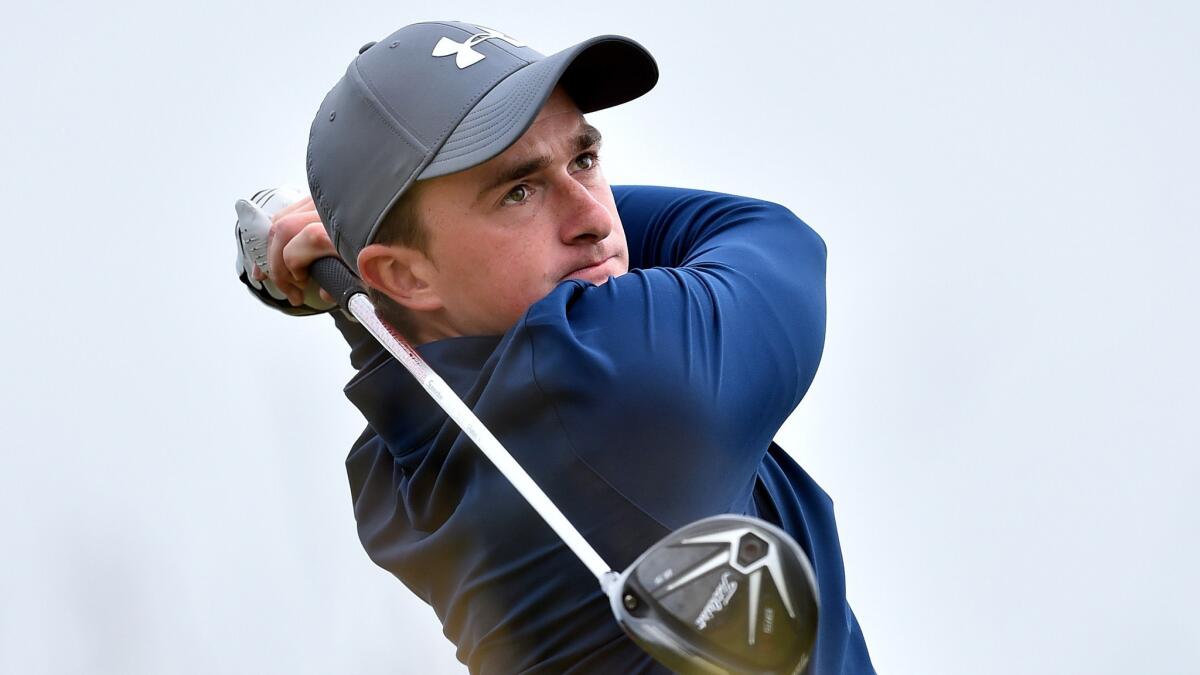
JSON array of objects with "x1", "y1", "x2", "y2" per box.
[{"x1": 238, "y1": 205, "x2": 820, "y2": 674}]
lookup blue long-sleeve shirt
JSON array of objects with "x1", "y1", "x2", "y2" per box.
[{"x1": 333, "y1": 185, "x2": 875, "y2": 673}]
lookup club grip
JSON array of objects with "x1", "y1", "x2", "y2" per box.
[{"x1": 309, "y1": 256, "x2": 365, "y2": 310}]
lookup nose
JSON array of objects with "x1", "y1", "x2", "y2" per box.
[{"x1": 555, "y1": 175, "x2": 614, "y2": 245}]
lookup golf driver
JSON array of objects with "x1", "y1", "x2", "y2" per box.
[{"x1": 237, "y1": 198, "x2": 820, "y2": 674}]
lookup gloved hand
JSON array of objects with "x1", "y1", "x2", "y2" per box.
[{"x1": 235, "y1": 187, "x2": 338, "y2": 315}]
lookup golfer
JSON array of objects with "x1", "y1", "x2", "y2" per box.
[{"x1": 239, "y1": 20, "x2": 875, "y2": 674}]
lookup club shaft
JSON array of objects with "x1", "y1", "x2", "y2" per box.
[{"x1": 346, "y1": 293, "x2": 613, "y2": 582}]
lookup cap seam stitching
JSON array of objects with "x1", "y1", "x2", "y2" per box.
[{"x1": 433, "y1": 67, "x2": 547, "y2": 160}]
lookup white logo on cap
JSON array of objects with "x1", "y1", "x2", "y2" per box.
[{"x1": 432, "y1": 27, "x2": 526, "y2": 69}]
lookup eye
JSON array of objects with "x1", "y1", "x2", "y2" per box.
[
  {"x1": 502, "y1": 184, "x2": 531, "y2": 205},
  {"x1": 573, "y1": 152, "x2": 598, "y2": 171}
]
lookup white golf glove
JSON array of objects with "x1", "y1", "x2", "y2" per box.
[{"x1": 234, "y1": 187, "x2": 338, "y2": 315}]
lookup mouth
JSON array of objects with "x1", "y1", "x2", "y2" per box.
[{"x1": 563, "y1": 255, "x2": 616, "y2": 282}]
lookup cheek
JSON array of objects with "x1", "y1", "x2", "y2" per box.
[
  {"x1": 603, "y1": 204, "x2": 630, "y2": 266},
  {"x1": 444, "y1": 235, "x2": 554, "y2": 314}
]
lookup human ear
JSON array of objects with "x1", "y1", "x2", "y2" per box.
[{"x1": 356, "y1": 243, "x2": 443, "y2": 312}]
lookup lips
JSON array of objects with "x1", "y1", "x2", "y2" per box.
[{"x1": 563, "y1": 255, "x2": 614, "y2": 281}]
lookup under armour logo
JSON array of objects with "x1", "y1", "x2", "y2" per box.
[{"x1": 432, "y1": 27, "x2": 526, "y2": 69}]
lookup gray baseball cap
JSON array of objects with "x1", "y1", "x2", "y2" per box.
[{"x1": 306, "y1": 21, "x2": 658, "y2": 273}]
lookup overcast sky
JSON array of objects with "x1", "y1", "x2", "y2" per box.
[{"x1": 1, "y1": 1, "x2": 1197, "y2": 673}]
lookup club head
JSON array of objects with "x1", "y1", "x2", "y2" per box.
[{"x1": 605, "y1": 515, "x2": 819, "y2": 675}]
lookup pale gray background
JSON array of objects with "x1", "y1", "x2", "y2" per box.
[{"x1": 2, "y1": 1, "x2": 1196, "y2": 673}]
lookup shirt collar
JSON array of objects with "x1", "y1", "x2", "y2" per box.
[{"x1": 344, "y1": 334, "x2": 502, "y2": 457}]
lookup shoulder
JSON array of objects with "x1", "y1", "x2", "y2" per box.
[
  {"x1": 611, "y1": 184, "x2": 806, "y2": 218},
  {"x1": 611, "y1": 185, "x2": 826, "y2": 268}
]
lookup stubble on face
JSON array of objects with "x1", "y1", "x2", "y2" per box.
[{"x1": 412, "y1": 88, "x2": 629, "y2": 337}]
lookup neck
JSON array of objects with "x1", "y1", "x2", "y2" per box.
[{"x1": 408, "y1": 309, "x2": 466, "y2": 346}]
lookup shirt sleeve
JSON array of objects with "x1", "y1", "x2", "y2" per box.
[
  {"x1": 321, "y1": 184, "x2": 732, "y2": 370},
  {"x1": 519, "y1": 185, "x2": 828, "y2": 529},
  {"x1": 331, "y1": 309, "x2": 388, "y2": 372}
]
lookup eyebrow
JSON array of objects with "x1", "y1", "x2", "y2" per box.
[{"x1": 475, "y1": 123, "x2": 604, "y2": 201}]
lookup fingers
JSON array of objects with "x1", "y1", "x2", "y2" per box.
[
  {"x1": 272, "y1": 195, "x2": 314, "y2": 220},
  {"x1": 282, "y1": 222, "x2": 338, "y2": 283},
  {"x1": 267, "y1": 216, "x2": 305, "y2": 304},
  {"x1": 267, "y1": 208, "x2": 339, "y2": 306}
]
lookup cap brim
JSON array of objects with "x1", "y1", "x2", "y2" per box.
[{"x1": 418, "y1": 35, "x2": 658, "y2": 179}]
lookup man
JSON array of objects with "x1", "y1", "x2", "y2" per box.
[{"x1": 240, "y1": 20, "x2": 875, "y2": 673}]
